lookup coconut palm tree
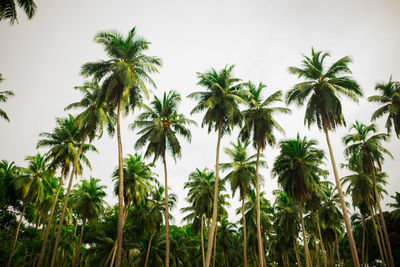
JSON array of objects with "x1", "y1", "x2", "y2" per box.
[
  {"x1": 343, "y1": 121, "x2": 394, "y2": 266},
  {"x1": 132, "y1": 90, "x2": 194, "y2": 267},
  {"x1": 220, "y1": 140, "x2": 264, "y2": 267},
  {"x1": 368, "y1": 76, "x2": 400, "y2": 138},
  {"x1": 81, "y1": 27, "x2": 161, "y2": 267},
  {"x1": 0, "y1": 160, "x2": 20, "y2": 213},
  {"x1": 0, "y1": 0, "x2": 36, "y2": 24},
  {"x1": 272, "y1": 134, "x2": 328, "y2": 267},
  {"x1": 70, "y1": 177, "x2": 107, "y2": 267},
  {"x1": 7, "y1": 154, "x2": 47, "y2": 267},
  {"x1": 286, "y1": 48, "x2": 363, "y2": 266},
  {"x1": 0, "y1": 74, "x2": 14, "y2": 122},
  {"x1": 188, "y1": 65, "x2": 246, "y2": 267},
  {"x1": 239, "y1": 81, "x2": 290, "y2": 266}
]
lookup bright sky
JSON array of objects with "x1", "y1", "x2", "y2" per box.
[{"x1": 1, "y1": 0, "x2": 400, "y2": 225}]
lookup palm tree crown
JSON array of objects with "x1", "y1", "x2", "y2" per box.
[{"x1": 0, "y1": 0, "x2": 37, "y2": 24}]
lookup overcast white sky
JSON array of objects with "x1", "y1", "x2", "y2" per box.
[{"x1": 1, "y1": 0, "x2": 399, "y2": 225}]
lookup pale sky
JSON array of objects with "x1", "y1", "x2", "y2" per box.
[{"x1": 1, "y1": 0, "x2": 400, "y2": 225}]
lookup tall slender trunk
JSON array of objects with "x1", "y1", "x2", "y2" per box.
[
  {"x1": 72, "y1": 218, "x2": 86, "y2": 267},
  {"x1": 212, "y1": 224, "x2": 217, "y2": 267},
  {"x1": 73, "y1": 218, "x2": 78, "y2": 236},
  {"x1": 299, "y1": 203, "x2": 311, "y2": 267},
  {"x1": 224, "y1": 249, "x2": 229, "y2": 267},
  {"x1": 323, "y1": 127, "x2": 359, "y2": 266},
  {"x1": 144, "y1": 234, "x2": 153, "y2": 267},
  {"x1": 293, "y1": 238, "x2": 302, "y2": 267},
  {"x1": 45, "y1": 205, "x2": 59, "y2": 267},
  {"x1": 7, "y1": 203, "x2": 27, "y2": 267},
  {"x1": 242, "y1": 197, "x2": 248, "y2": 267},
  {"x1": 334, "y1": 230, "x2": 341, "y2": 267},
  {"x1": 201, "y1": 215, "x2": 205, "y2": 267},
  {"x1": 368, "y1": 204, "x2": 385, "y2": 265},
  {"x1": 255, "y1": 142, "x2": 264, "y2": 267},
  {"x1": 370, "y1": 161, "x2": 395, "y2": 267},
  {"x1": 316, "y1": 214, "x2": 327, "y2": 267},
  {"x1": 50, "y1": 134, "x2": 87, "y2": 267},
  {"x1": 162, "y1": 153, "x2": 170, "y2": 267},
  {"x1": 361, "y1": 217, "x2": 366, "y2": 267},
  {"x1": 205, "y1": 119, "x2": 222, "y2": 267},
  {"x1": 314, "y1": 236, "x2": 320, "y2": 267},
  {"x1": 37, "y1": 168, "x2": 66, "y2": 267},
  {"x1": 374, "y1": 205, "x2": 389, "y2": 266},
  {"x1": 110, "y1": 204, "x2": 131, "y2": 266}
]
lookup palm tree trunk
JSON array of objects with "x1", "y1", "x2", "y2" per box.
[
  {"x1": 72, "y1": 218, "x2": 86, "y2": 267},
  {"x1": 162, "y1": 153, "x2": 170, "y2": 267},
  {"x1": 45, "y1": 205, "x2": 59, "y2": 267},
  {"x1": 205, "y1": 118, "x2": 222, "y2": 267},
  {"x1": 37, "y1": 167, "x2": 66, "y2": 267},
  {"x1": 299, "y1": 203, "x2": 311, "y2": 267},
  {"x1": 110, "y1": 203, "x2": 131, "y2": 266},
  {"x1": 293, "y1": 238, "x2": 302, "y2": 267},
  {"x1": 316, "y1": 214, "x2": 327, "y2": 267},
  {"x1": 361, "y1": 217, "x2": 365, "y2": 267},
  {"x1": 201, "y1": 215, "x2": 205, "y2": 267},
  {"x1": 323, "y1": 127, "x2": 359, "y2": 266},
  {"x1": 224, "y1": 250, "x2": 229, "y2": 267},
  {"x1": 73, "y1": 218, "x2": 78, "y2": 236},
  {"x1": 314, "y1": 237, "x2": 320, "y2": 267},
  {"x1": 334, "y1": 230, "x2": 341, "y2": 267},
  {"x1": 373, "y1": 205, "x2": 389, "y2": 266},
  {"x1": 242, "y1": 197, "x2": 248, "y2": 267},
  {"x1": 255, "y1": 142, "x2": 264, "y2": 267},
  {"x1": 116, "y1": 100, "x2": 124, "y2": 267},
  {"x1": 144, "y1": 234, "x2": 153, "y2": 267},
  {"x1": 7, "y1": 203, "x2": 27, "y2": 267},
  {"x1": 50, "y1": 134, "x2": 87, "y2": 267},
  {"x1": 212, "y1": 224, "x2": 217, "y2": 267},
  {"x1": 368, "y1": 204, "x2": 385, "y2": 265}
]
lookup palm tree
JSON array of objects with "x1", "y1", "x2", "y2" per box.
[
  {"x1": 368, "y1": 76, "x2": 400, "y2": 138},
  {"x1": 343, "y1": 121, "x2": 394, "y2": 266},
  {"x1": 70, "y1": 177, "x2": 107, "y2": 267},
  {"x1": 0, "y1": 0, "x2": 36, "y2": 24},
  {"x1": 239, "y1": 81, "x2": 290, "y2": 266},
  {"x1": 132, "y1": 91, "x2": 194, "y2": 267},
  {"x1": 287, "y1": 48, "x2": 363, "y2": 266},
  {"x1": 188, "y1": 65, "x2": 246, "y2": 267},
  {"x1": 388, "y1": 192, "x2": 400, "y2": 223},
  {"x1": 81, "y1": 27, "x2": 161, "y2": 267},
  {"x1": 220, "y1": 140, "x2": 263, "y2": 267},
  {"x1": 0, "y1": 160, "x2": 20, "y2": 213},
  {"x1": 0, "y1": 74, "x2": 14, "y2": 122},
  {"x1": 7, "y1": 154, "x2": 47, "y2": 267},
  {"x1": 272, "y1": 134, "x2": 328, "y2": 267}
]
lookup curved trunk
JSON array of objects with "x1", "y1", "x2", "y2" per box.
[
  {"x1": 374, "y1": 205, "x2": 389, "y2": 265},
  {"x1": 201, "y1": 215, "x2": 205, "y2": 267},
  {"x1": 144, "y1": 234, "x2": 153, "y2": 267},
  {"x1": 361, "y1": 217, "x2": 366, "y2": 267},
  {"x1": 293, "y1": 237, "x2": 302, "y2": 267},
  {"x1": 299, "y1": 203, "x2": 311, "y2": 267},
  {"x1": 115, "y1": 100, "x2": 124, "y2": 267},
  {"x1": 242, "y1": 197, "x2": 248, "y2": 267},
  {"x1": 323, "y1": 127, "x2": 359, "y2": 266},
  {"x1": 37, "y1": 168, "x2": 66, "y2": 267},
  {"x1": 50, "y1": 134, "x2": 87, "y2": 267},
  {"x1": 162, "y1": 153, "x2": 170, "y2": 267},
  {"x1": 72, "y1": 218, "x2": 86, "y2": 267},
  {"x1": 368, "y1": 204, "x2": 385, "y2": 265},
  {"x1": 7, "y1": 203, "x2": 27, "y2": 267},
  {"x1": 316, "y1": 214, "x2": 327, "y2": 267},
  {"x1": 205, "y1": 119, "x2": 222, "y2": 267},
  {"x1": 255, "y1": 142, "x2": 264, "y2": 267}
]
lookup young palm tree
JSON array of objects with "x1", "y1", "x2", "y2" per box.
[
  {"x1": 368, "y1": 76, "x2": 400, "y2": 138},
  {"x1": 239, "y1": 81, "x2": 290, "y2": 266},
  {"x1": 7, "y1": 154, "x2": 47, "y2": 267},
  {"x1": 188, "y1": 65, "x2": 246, "y2": 267},
  {"x1": 272, "y1": 134, "x2": 328, "y2": 267},
  {"x1": 220, "y1": 140, "x2": 264, "y2": 267},
  {"x1": 132, "y1": 91, "x2": 194, "y2": 267},
  {"x1": 70, "y1": 177, "x2": 107, "y2": 267},
  {"x1": 0, "y1": 74, "x2": 14, "y2": 122},
  {"x1": 0, "y1": 0, "x2": 36, "y2": 24},
  {"x1": 343, "y1": 121, "x2": 394, "y2": 266},
  {"x1": 81, "y1": 27, "x2": 161, "y2": 267},
  {"x1": 287, "y1": 48, "x2": 363, "y2": 266}
]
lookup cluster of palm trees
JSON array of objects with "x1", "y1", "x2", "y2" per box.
[{"x1": 1, "y1": 26, "x2": 400, "y2": 266}]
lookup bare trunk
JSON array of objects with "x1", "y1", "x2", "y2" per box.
[
  {"x1": 73, "y1": 218, "x2": 78, "y2": 236},
  {"x1": 8, "y1": 203, "x2": 27, "y2": 267},
  {"x1": 162, "y1": 153, "x2": 170, "y2": 267},
  {"x1": 361, "y1": 217, "x2": 366, "y2": 267},
  {"x1": 374, "y1": 205, "x2": 389, "y2": 266},
  {"x1": 50, "y1": 134, "x2": 87, "y2": 267},
  {"x1": 144, "y1": 234, "x2": 153, "y2": 267},
  {"x1": 242, "y1": 197, "x2": 248, "y2": 267},
  {"x1": 115, "y1": 100, "x2": 124, "y2": 267},
  {"x1": 201, "y1": 215, "x2": 205, "y2": 267},
  {"x1": 212, "y1": 224, "x2": 217, "y2": 267},
  {"x1": 314, "y1": 236, "x2": 320, "y2": 267},
  {"x1": 255, "y1": 142, "x2": 264, "y2": 267},
  {"x1": 334, "y1": 230, "x2": 341, "y2": 267},
  {"x1": 316, "y1": 214, "x2": 327, "y2": 267},
  {"x1": 72, "y1": 218, "x2": 86, "y2": 267},
  {"x1": 368, "y1": 204, "x2": 385, "y2": 265},
  {"x1": 37, "y1": 168, "x2": 66, "y2": 267},
  {"x1": 299, "y1": 203, "x2": 311, "y2": 267},
  {"x1": 323, "y1": 127, "x2": 359, "y2": 266},
  {"x1": 293, "y1": 238, "x2": 302, "y2": 267},
  {"x1": 110, "y1": 204, "x2": 131, "y2": 266},
  {"x1": 205, "y1": 119, "x2": 222, "y2": 267}
]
